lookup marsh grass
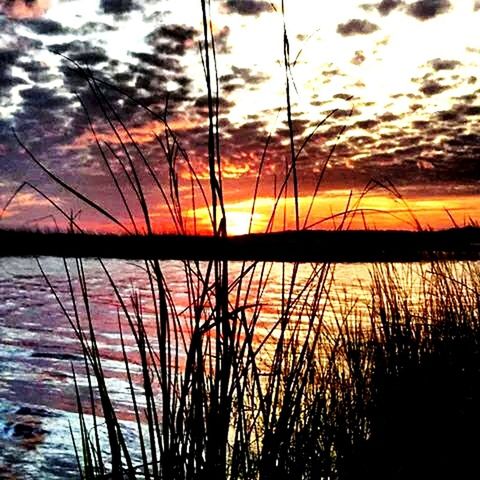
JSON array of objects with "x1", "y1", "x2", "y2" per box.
[
  {"x1": 330, "y1": 262, "x2": 480, "y2": 480},
  {"x1": 6, "y1": 2, "x2": 480, "y2": 479}
]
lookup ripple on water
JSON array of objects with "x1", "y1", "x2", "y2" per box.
[{"x1": 0, "y1": 401, "x2": 79, "y2": 479}]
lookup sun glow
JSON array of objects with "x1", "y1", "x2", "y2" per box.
[
  {"x1": 226, "y1": 211, "x2": 254, "y2": 236},
  {"x1": 182, "y1": 191, "x2": 480, "y2": 237}
]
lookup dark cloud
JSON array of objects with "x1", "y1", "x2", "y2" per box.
[
  {"x1": 231, "y1": 66, "x2": 268, "y2": 85},
  {"x1": 333, "y1": 93, "x2": 353, "y2": 101},
  {"x1": 46, "y1": 21, "x2": 196, "y2": 134},
  {"x1": 437, "y1": 110, "x2": 460, "y2": 122},
  {"x1": 276, "y1": 118, "x2": 310, "y2": 138},
  {"x1": 430, "y1": 58, "x2": 460, "y2": 71},
  {"x1": 146, "y1": 24, "x2": 197, "y2": 55},
  {"x1": 224, "y1": 119, "x2": 266, "y2": 141},
  {"x1": 437, "y1": 103, "x2": 480, "y2": 123},
  {"x1": 406, "y1": 0, "x2": 451, "y2": 21},
  {"x1": 455, "y1": 92, "x2": 477, "y2": 103},
  {"x1": 100, "y1": 0, "x2": 134, "y2": 14},
  {"x1": 0, "y1": 49, "x2": 19, "y2": 68},
  {"x1": 475, "y1": 1, "x2": 480, "y2": 11},
  {"x1": 0, "y1": 72, "x2": 26, "y2": 91},
  {"x1": 17, "y1": 58, "x2": 54, "y2": 83},
  {"x1": 22, "y1": 18, "x2": 66, "y2": 35},
  {"x1": 379, "y1": 112, "x2": 400, "y2": 122},
  {"x1": 464, "y1": 105, "x2": 480, "y2": 116},
  {"x1": 447, "y1": 133, "x2": 480, "y2": 148},
  {"x1": 49, "y1": 40, "x2": 107, "y2": 60},
  {"x1": 356, "y1": 119, "x2": 379, "y2": 130},
  {"x1": 377, "y1": 0, "x2": 404, "y2": 15},
  {"x1": 130, "y1": 52, "x2": 181, "y2": 73},
  {"x1": 19, "y1": 86, "x2": 70, "y2": 109},
  {"x1": 213, "y1": 25, "x2": 230, "y2": 54},
  {"x1": 411, "y1": 120, "x2": 429, "y2": 130},
  {"x1": 337, "y1": 19, "x2": 379, "y2": 36},
  {"x1": 127, "y1": 24, "x2": 197, "y2": 104},
  {"x1": 223, "y1": 0, "x2": 271, "y2": 16},
  {"x1": 149, "y1": 24, "x2": 197, "y2": 44},
  {"x1": 420, "y1": 80, "x2": 449, "y2": 96},
  {"x1": 70, "y1": 50, "x2": 110, "y2": 65},
  {"x1": 194, "y1": 95, "x2": 234, "y2": 111},
  {"x1": 392, "y1": 144, "x2": 424, "y2": 158},
  {"x1": 0, "y1": 49, "x2": 26, "y2": 94}
]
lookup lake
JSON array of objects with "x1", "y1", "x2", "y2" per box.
[{"x1": 0, "y1": 256, "x2": 470, "y2": 478}]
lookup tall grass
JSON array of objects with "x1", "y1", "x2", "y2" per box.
[{"x1": 7, "y1": 2, "x2": 480, "y2": 479}]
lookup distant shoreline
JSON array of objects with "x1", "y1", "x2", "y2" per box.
[{"x1": 1, "y1": 227, "x2": 480, "y2": 263}]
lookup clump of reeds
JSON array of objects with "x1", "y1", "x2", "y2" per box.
[
  {"x1": 19, "y1": 2, "x2": 339, "y2": 478},
  {"x1": 330, "y1": 261, "x2": 480, "y2": 480}
]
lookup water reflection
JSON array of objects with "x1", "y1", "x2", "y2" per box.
[{"x1": 0, "y1": 257, "x2": 478, "y2": 477}]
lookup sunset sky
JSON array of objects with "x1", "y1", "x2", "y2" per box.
[{"x1": 1, "y1": 0, "x2": 480, "y2": 234}]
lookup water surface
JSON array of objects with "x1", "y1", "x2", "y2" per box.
[{"x1": 0, "y1": 256, "x2": 463, "y2": 478}]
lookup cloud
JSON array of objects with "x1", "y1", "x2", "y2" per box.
[
  {"x1": 212, "y1": 25, "x2": 230, "y2": 54},
  {"x1": 337, "y1": 19, "x2": 379, "y2": 36},
  {"x1": 223, "y1": 0, "x2": 271, "y2": 15},
  {"x1": 220, "y1": 66, "x2": 269, "y2": 91},
  {"x1": 0, "y1": 49, "x2": 19, "y2": 69},
  {"x1": 406, "y1": 0, "x2": 451, "y2": 20},
  {"x1": 19, "y1": 86, "x2": 70, "y2": 109},
  {"x1": 49, "y1": 40, "x2": 110, "y2": 67},
  {"x1": 437, "y1": 110, "x2": 460, "y2": 122},
  {"x1": 22, "y1": 18, "x2": 66, "y2": 35},
  {"x1": 429, "y1": 58, "x2": 460, "y2": 71},
  {"x1": 420, "y1": 79, "x2": 449, "y2": 96},
  {"x1": 146, "y1": 24, "x2": 197, "y2": 55},
  {"x1": 0, "y1": 49, "x2": 22, "y2": 93},
  {"x1": 355, "y1": 119, "x2": 379, "y2": 130},
  {"x1": 130, "y1": 52, "x2": 182, "y2": 73},
  {"x1": 437, "y1": 103, "x2": 480, "y2": 123},
  {"x1": 100, "y1": 0, "x2": 134, "y2": 15},
  {"x1": 76, "y1": 21, "x2": 116, "y2": 35},
  {"x1": 194, "y1": 94, "x2": 234, "y2": 112},
  {"x1": 377, "y1": 0, "x2": 404, "y2": 15},
  {"x1": 0, "y1": 0, "x2": 51, "y2": 19},
  {"x1": 17, "y1": 58, "x2": 53, "y2": 83}
]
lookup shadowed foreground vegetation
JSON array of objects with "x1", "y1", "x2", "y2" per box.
[{"x1": 331, "y1": 263, "x2": 480, "y2": 479}]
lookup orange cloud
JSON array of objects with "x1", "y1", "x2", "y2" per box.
[
  {"x1": 1, "y1": 0, "x2": 51, "y2": 19},
  {"x1": 0, "y1": 191, "x2": 60, "y2": 220},
  {"x1": 66, "y1": 116, "x2": 203, "y2": 152}
]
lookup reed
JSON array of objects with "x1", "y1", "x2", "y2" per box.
[{"x1": 7, "y1": 2, "x2": 480, "y2": 479}]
